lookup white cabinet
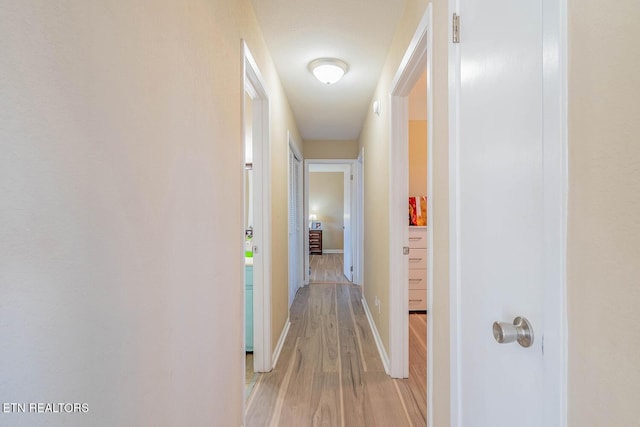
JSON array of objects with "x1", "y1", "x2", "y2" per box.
[{"x1": 408, "y1": 227, "x2": 427, "y2": 311}]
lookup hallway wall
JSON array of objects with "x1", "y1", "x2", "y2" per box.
[
  {"x1": 567, "y1": 0, "x2": 640, "y2": 424},
  {"x1": 357, "y1": 1, "x2": 452, "y2": 425},
  {"x1": 0, "y1": 1, "x2": 301, "y2": 425},
  {"x1": 239, "y1": 1, "x2": 305, "y2": 358},
  {"x1": 304, "y1": 139, "x2": 359, "y2": 159}
]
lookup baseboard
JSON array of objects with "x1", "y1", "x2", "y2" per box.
[
  {"x1": 272, "y1": 319, "x2": 290, "y2": 368},
  {"x1": 322, "y1": 249, "x2": 344, "y2": 254},
  {"x1": 361, "y1": 297, "x2": 390, "y2": 374}
]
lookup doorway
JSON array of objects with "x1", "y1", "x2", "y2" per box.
[
  {"x1": 388, "y1": 5, "x2": 433, "y2": 425},
  {"x1": 304, "y1": 159, "x2": 360, "y2": 286},
  {"x1": 242, "y1": 41, "x2": 272, "y2": 395},
  {"x1": 447, "y1": 0, "x2": 567, "y2": 424},
  {"x1": 287, "y1": 135, "x2": 303, "y2": 307}
]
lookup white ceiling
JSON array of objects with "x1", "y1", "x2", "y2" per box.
[{"x1": 250, "y1": 0, "x2": 406, "y2": 141}]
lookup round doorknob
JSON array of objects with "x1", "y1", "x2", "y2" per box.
[{"x1": 492, "y1": 316, "x2": 534, "y2": 348}]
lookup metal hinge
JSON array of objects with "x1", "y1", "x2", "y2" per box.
[
  {"x1": 452, "y1": 13, "x2": 460, "y2": 43},
  {"x1": 350, "y1": 174, "x2": 354, "y2": 181},
  {"x1": 350, "y1": 266, "x2": 353, "y2": 272}
]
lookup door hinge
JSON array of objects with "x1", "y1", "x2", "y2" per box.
[
  {"x1": 350, "y1": 266, "x2": 353, "y2": 272},
  {"x1": 452, "y1": 13, "x2": 460, "y2": 44},
  {"x1": 350, "y1": 174, "x2": 354, "y2": 181},
  {"x1": 403, "y1": 246, "x2": 410, "y2": 255}
]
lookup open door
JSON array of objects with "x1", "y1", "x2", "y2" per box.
[
  {"x1": 305, "y1": 160, "x2": 358, "y2": 284},
  {"x1": 343, "y1": 164, "x2": 353, "y2": 282},
  {"x1": 288, "y1": 138, "x2": 303, "y2": 307},
  {"x1": 449, "y1": 0, "x2": 566, "y2": 425}
]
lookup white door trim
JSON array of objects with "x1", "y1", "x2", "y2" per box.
[
  {"x1": 242, "y1": 41, "x2": 272, "y2": 374},
  {"x1": 287, "y1": 132, "x2": 303, "y2": 307},
  {"x1": 304, "y1": 159, "x2": 359, "y2": 285},
  {"x1": 388, "y1": 3, "x2": 433, "y2": 407},
  {"x1": 541, "y1": 0, "x2": 568, "y2": 424},
  {"x1": 446, "y1": 1, "x2": 568, "y2": 425},
  {"x1": 354, "y1": 148, "x2": 365, "y2": 285}
]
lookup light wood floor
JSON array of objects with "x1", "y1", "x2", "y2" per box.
[
  {"x1": 309, "y1": 254, "x2": 351, "y2": 283},
  {"x1": 245, "y1": 283, "x2": 427, "y2": 426},
  {"x1": 246, "y1": 352, "x2": 258, "y2": 399}
]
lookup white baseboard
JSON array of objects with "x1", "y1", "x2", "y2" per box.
[
  {"x1": 272, "y1": 319, "x2": 290, "y2": 368},
  {"x1": 361, "y1": 297, "x2": 390, "y2": 374},
  {"x1": 322, "y1": 249, "x2": 344, "y2": 254}
]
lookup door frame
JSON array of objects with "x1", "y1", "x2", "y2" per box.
[
  {"x1": 242, "y1": 41, "x2": 272, "y2": 373},
  {"x1": 354, "y1": 148, "x2": 364, "y2": 285},
  {"x1": 287, "y1": 133, "x2": 304, "y2": 307},
  {"x1": 447, "y1": 0, "x2": 568, "y2": 425},
  {"x1": 388, "y1": 0, "x2": 433, "y2": 396},
  {"x1": 304, "y1": 159, "x2": 359, "y2": 285}
]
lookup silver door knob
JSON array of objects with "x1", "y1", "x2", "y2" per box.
[{"x1": 492, "y1": 316, "x2": 534, "y2": 348}]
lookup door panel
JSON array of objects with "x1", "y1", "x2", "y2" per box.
[
  {"x1": 456, "y1": 0, "x2": 550, "y2": 425},
  {"x1": 343, "y1": 168, "x2": 352, "y2": 281}
]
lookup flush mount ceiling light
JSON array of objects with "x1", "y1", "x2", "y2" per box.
[{"x1": 308, "y1": 58, "x2": 349, "y2": 85}]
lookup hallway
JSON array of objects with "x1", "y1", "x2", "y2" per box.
[
  {"x1": 245, "y1": 283, "x2": 426, "y2": 426},
  {"x1": 309, "y1": 254, "x2": 351, "y2": 284}
]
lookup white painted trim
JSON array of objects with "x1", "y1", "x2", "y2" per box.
[
  {"x1": 272, "y1": 320, "x2": 291, "y2": 368},
  {"x1": 322, "y1": 249, "x2": 344, "y2": 254},
  {"x1": 448, "y1": 0, "x2": 462, "y2": 425},
  {"x1": 542, "y1": 0, "x2": 568, "y2": 424},
  {"x1": 388, "y1": 7, "x2": 433, "y2": 401},
  {"x1": 242, "y1": 41, "x2": 272, "y2": 375},
  {"x1": 361, "y1": 297, "x2": 390, "y2": 374},
  {"x1": 355, "y1": 148, "x2": 364, "y2": 286},
  {"x1": 308, "y1": 163, "x2": 349, "y2": 173},
  {"x1": 287, "y1": 133, "x2": 304, "y2": 308},
  {"x1": 303, "y1": 162, "x2": 310, "y2": 286},
  {"x1": 388, "y1": 94, "x2": 410, "y2": 379}
]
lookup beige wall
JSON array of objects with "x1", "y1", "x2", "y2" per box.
[
  {"x1": 357, "y1": 1, "x2": 450, "y2": 425},
  {"x1": 0, "y1": 1, "x2": 301, "y2": 425},
  {"x1": 357, "y1": 0, "x2": 428, "y2": 359},
  {"x1": 409, "y1": 120, "x2": 428, "y2": 197},
  {"x1": 567, "y1": 0, "x2": 640, "y2": 425},
  {"x1": 309, "y1": 172, "x2": 344, "y2": 251},
  {"x1": 304, "y1": 139, "x2": 359, "y2": 159},
  {"x1": 239, "y1": 2, "x2": 304, "y2": 354}
]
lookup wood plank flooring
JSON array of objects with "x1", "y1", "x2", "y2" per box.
[
  {"x1": 309, "y1": 254, "x2": 351, "y2": 283},
  {"x1": 245, "y1": 283, "x2": 427, "y2": 426},
  {"x1": 246, "y1": 352, "x2": 258, "y2": 399}
]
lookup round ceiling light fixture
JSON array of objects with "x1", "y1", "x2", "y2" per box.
[{"x1": 308, "y1": 58, "x2": 349, "y2": 85}]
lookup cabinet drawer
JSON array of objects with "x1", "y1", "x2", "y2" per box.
[
  {"x1": 409, "y1": 289, "x2": 427, "y2": 311},
  {"x1": 408, "y1": 228, "x2": 427, "y2": 249},
  {"x1": 408, "y1": 268, "x2": 427, "y2": 290},
  {"x1": 408, "y1": 248, "x2": 427, "y2": 267}
]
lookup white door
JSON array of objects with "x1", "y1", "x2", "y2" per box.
[
  {"x1": 452, "y1": 0, "x2": 565, "y2": 426},
  {"x1": 288, "y1": 146, "x2": 302, "y2": 307},
  {"x1": 343, "y1": 167, "x2": 353, "y2": 281}
]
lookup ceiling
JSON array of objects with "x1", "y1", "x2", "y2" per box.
[{"x1": 250, "y1": 0, "x2": 406, "y2": 141}]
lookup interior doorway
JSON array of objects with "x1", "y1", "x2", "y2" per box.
[
  {"x1": 304, "y1": 159, "x2": 360, "y2": 286},
  {"x1": 242, "y1": 41, "x2": 272, "y2": 401},
  {"x1": 388, "y1": 6, "x2": 433, "y2": 426},
  {"x1": 287, "y1": 135, "x2": 303, "y2": 306}
]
